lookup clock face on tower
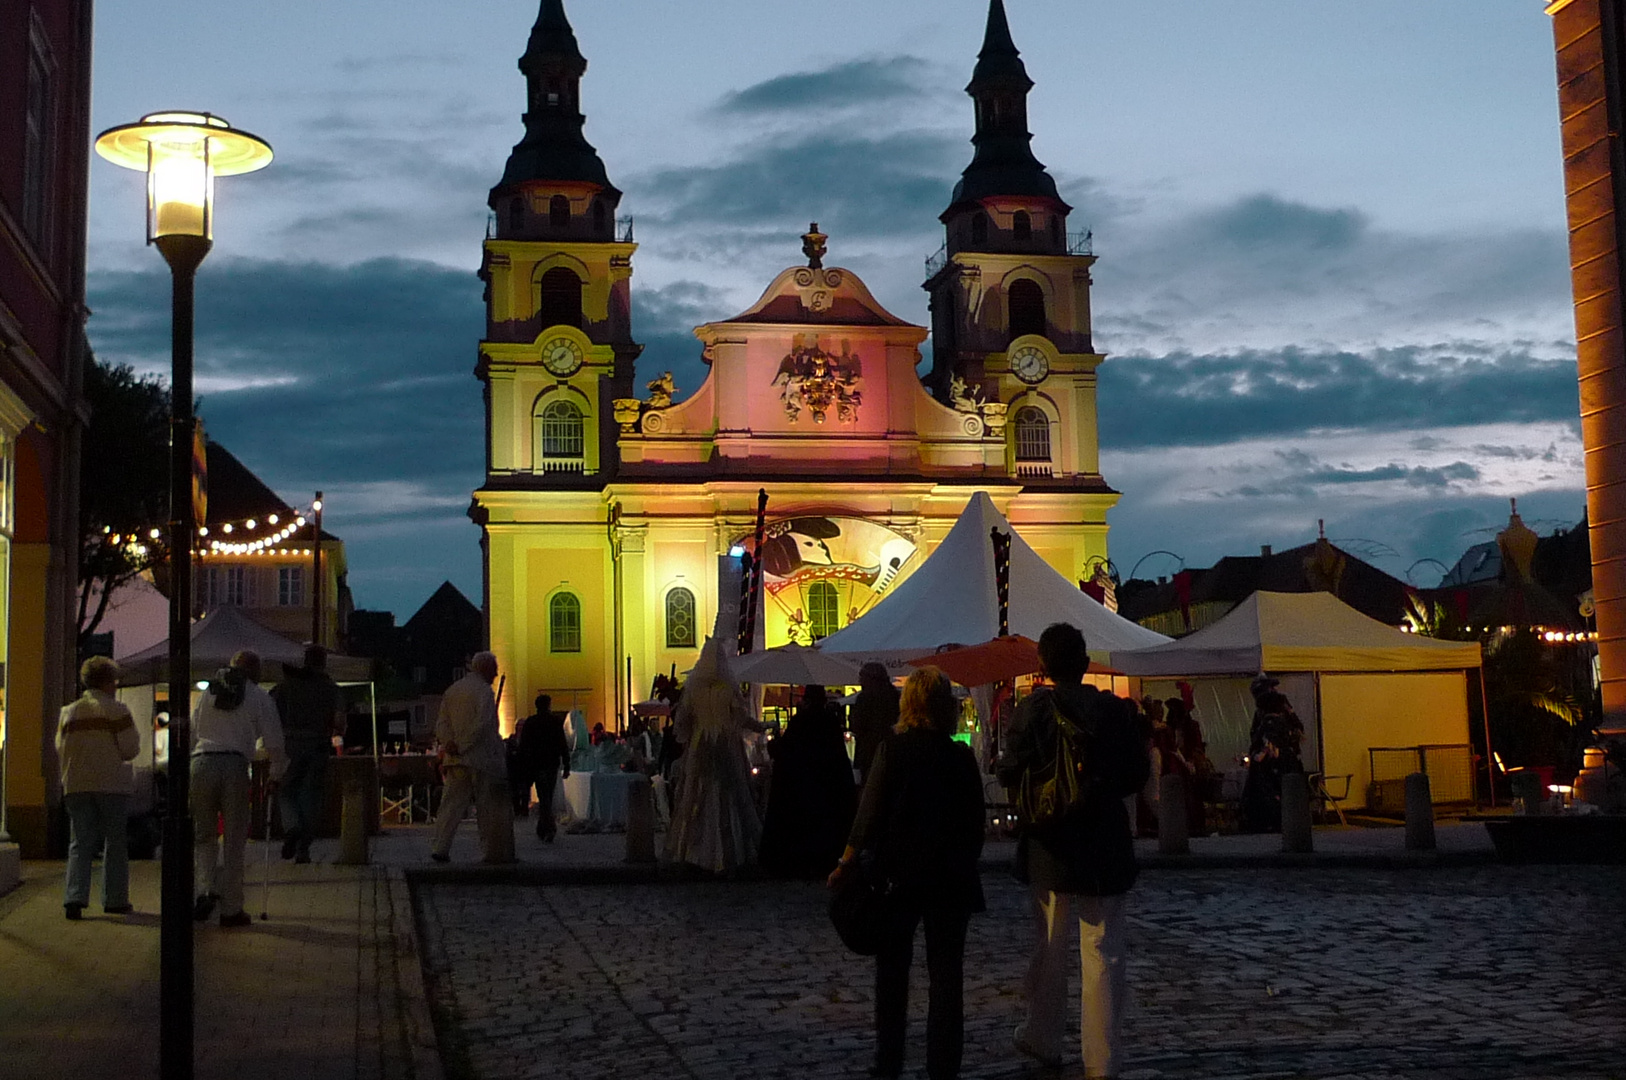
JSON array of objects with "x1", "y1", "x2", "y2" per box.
[
  {"x1": 1010, "y1": 344, "x2": 1050, "y2": 385},
  {"x1": 541, "y1": 335, "x2": 584, "y2": 377}
]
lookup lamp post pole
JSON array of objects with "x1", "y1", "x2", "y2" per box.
[
  {"x1": 96, "y1": 110, "x2": 272, "y2": 1080},
  {"x1": 158, "y1": 232, "x2": 209, "y2": 1080}
]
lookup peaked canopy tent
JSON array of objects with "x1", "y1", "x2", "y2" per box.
[
  {"x1": 820, "y1": 491, "x2": 1170, "y2": 669},
  {"x1": 1110, "y1": 591, "x2": 1484, "y2": 809},
  {"x1": 117, "y1": 606, "x2": 372, "y2": 684}
]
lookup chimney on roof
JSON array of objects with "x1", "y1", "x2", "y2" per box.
[{"x1": 1261, "y1": 544, "x2": 1272, "y2": 557}]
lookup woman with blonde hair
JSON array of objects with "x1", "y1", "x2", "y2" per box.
[
  {"x1": 56, "y1": 656, "x2": 141, "y2": 919},
  {"x1": 829, "y1": 666, "x2": 985, "y2": 1079}
]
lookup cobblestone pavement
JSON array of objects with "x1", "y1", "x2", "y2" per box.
[{"x1": 415, "y1": 865, "x2": 1626, "y2": 1080}]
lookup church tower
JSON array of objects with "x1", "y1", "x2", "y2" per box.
[
  {"x1": 477, "y1": 0, "x2": 640, "y2": 487},
  {"x1": 925, "y1": 0, "x2": 1108, "y2": 486}
]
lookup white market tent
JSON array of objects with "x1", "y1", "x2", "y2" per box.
[
  {"x1": 820, "y1": 491, "x2": 1170, "y2": 668},
  {"x1": 1111, "y1": 590, "x2": 1484, "y2": 809}
]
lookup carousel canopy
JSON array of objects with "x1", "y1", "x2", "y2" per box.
[{"x1": 819, "y1": 491, "x2": 1169, "y2": 666}]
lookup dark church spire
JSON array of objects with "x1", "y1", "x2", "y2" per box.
[
  {"x1": 944, "y1": 0, "x2": 1066, "y2": 217},
  {"x1": 491, "y1": 0, "x2": 618, "y2": 203}
]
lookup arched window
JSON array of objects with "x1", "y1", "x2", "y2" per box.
[
  {"x1": 807, "y1": 581, "x2": 840, "y2": 641},
  {"x1": 549, "y1": 194, "x2": 570, "y2": 227},
  {"x1": 537, "y1": 267, "x2": 583, "y2": 329},
  {"x1": 1050, "y1": 216, "x2": 1062, "y2": 243},
  {"x1": 536, "y1": 398, "x2": 584, "y2": 470},
  {"x1": 1008, "y1": 279, "x2": 1046, "y2": 340},
  {"x1": 665, "y1": 587, "x2": 697, "y2": 648},
  {"x1": 970, "y1": 212, "x2": 989, "y2": 246},
  {"x1": 549, "y1": 592, "x2": 582, "y2": 653},
  {"x1": 1014, "y1": 406, "x2": 1051, "y2": 462},
  {"x1": 1012, "y1": 210, "x2": 1031, "y2": 241},
  {"x1": 592, "y1": 199, "x2": 607, "y2": 234},
  {"x1": 509, "y1": 197, "x2": 524, "y2": 233}
]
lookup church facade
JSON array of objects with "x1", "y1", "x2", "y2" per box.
[{"x1": 473, "y1": 0, "x2": 1119, "y2": 729}]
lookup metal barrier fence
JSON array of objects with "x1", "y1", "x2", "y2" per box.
[{"x1": 1369, "y1": 743, "x2": 1475, "y2": 804}]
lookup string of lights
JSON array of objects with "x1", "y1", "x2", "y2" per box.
[{"x1": 198, "y1": 498, "x2": 322, "y2": 555}]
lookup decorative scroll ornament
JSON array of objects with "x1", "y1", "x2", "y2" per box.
[{"x1": 773, "y1": 343, "x2": 863, "y2": 424}]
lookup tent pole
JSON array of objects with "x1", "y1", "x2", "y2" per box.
[{"x1": 1477, "y1": 666, "x2": 1496, "y2": 809}]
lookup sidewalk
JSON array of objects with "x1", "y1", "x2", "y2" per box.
[
  {"x1": 0, "y1": 817, "x2": 1499, "y2": 1080},
  {"x1": 0, "y1": 842, "x2": 439, "y2": 1080}
]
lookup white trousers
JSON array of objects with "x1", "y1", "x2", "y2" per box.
[
  {"x1": 432, "y1": 765, "x2": 514, "y2": 862},
  {"x1": 1022, "y1": 887, "x2": 1128, "y2": 1078},
  {"x1": 192, "y1": 754, "x2": 251, "y2": 916}
]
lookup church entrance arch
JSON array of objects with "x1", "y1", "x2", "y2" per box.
[{"x1": 735, "y1": 516, "x2": 918, "y2": 647}]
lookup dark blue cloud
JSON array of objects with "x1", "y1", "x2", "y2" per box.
[{"x1": 716, "y1": 57, "x2": 937, "y2": 115}]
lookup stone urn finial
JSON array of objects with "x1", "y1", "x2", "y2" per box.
[
  {"x1": 612, "y1": 398, "x2": 643, "y2": 434},
  {"x1": 802, "y1": 222, "x2": 828, "y2": 269}
]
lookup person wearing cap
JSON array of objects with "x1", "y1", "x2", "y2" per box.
[
  {"x1": 192, "y1": 649, "x2": 287, "y2": 926},
  {"x1": 56, "y1": 656, "x2": 142, "y2": 919}
]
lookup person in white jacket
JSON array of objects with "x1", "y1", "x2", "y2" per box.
[
  {"x1": 430, "y1": 652, "x2": 514, "y2": 863},
  {"x1": 56, "y1": 656, "x2": 142, "y2": 919},
  {"x1": 191, "y1": 650, "x2": 286, "y2": 927}
]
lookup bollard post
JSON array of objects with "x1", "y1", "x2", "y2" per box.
[
  {"x1": 1157, "y1": 773, "x2": 1189, "y2": 855},
  {"x1": 1404, "y1": 772, "x2": 1436, "y2": 851},
  {"x1": 338, "y1": 771, "x2": 369, "y2": 865},
  {"x1": 1280, "y1": 771, "x2": 1313, "y2": 853},
  {"x1": 625, "y1": 774, "x2": 656, "y2": 864}
]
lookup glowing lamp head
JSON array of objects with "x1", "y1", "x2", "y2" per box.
[{"x1": 94, "y1": 112, "x2": 272, "y2": 245}]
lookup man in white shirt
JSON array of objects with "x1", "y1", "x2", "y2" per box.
[
  {"x1": 431, "y1": 651, "x2": 515, "y2": 863},
  {"x1": 192, "y1": 650, "x2": 286, "y2": 926}
]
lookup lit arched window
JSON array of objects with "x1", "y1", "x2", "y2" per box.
[
  {"x1": 665, "y1": 587, "x2": 697, "y2": 648},
  {"x1": 1012, "y1": 210, "x2": 1031, "y2": 241},
  {"x1": 549, "y1": 592, "x2": 581, "y2": 653},
  {"x1": 970, "y1": 212, "x2": 989, "y2": 246},
  {"x1": 1008, "y1": 279, "x2": 1046, "y2": 340},
  {"x1": 536, "y1": 398, "x2": 584, "y2": 470},
  {"x1": 1014, "y1": 406, "x2": 1051, "y2": 462},
  {"x1": 807, "y1": 581, "x2": 840, "y2": 641},
  {"x1": 537, "y1": 267, "x2": 583, "y2": 329},
  {"x1": 550, "y1": 194, "x2": 570, "y2": 227}
]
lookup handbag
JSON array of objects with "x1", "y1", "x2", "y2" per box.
[{"x1": 828, "y1": 853, "x2": 893, "y2": 956}]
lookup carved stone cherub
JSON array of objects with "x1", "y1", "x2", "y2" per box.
[
  {"x1": 949, "y1": 374, "x2": 984, "y2": 413},
  {"x1": 645, "y1": 371, "x2": 676, "y2": 409}
]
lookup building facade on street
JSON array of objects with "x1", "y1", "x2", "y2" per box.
[
  {"x1": 474, "y1": 0, "x2": 1120, "y2": 730},
  {"x1": 1, "y1": 0, "x2": 94, "y2": 857}
]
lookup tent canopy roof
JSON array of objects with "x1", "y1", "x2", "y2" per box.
[
  {"x1": 117, "y1": 606, "x2": 371, "y2": 685},
  {"x1": 820, "y1": 491, "x2": 1168, "y2": 665},
  {"x1": 1109, "y1": 590, "x2": 1482, "y2": 677}
]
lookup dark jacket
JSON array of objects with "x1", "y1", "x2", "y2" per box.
[
  {"x1": 998, "y1": 684, "x2": 1149, "y2": 897},
  {"x1": 518, "y1": 710, "x2": 570, "y2": 773},
  {"x1": 271, "y1": 665, "x2": 341, "y2": 756},
  {"x1": 848, "y1": 728, "x2": 986, "y2": 914},
  {"x1": 849, "y1": 684, "x2": 900, "y2": 780}
]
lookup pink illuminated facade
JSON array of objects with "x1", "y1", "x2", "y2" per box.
[{"x1": 474, "y1": 0, "x2": 1119, "y2": 729}]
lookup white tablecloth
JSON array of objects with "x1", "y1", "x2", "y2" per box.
[{"x1": 564, "y1": 771, "x2": 632, "y2": 829}]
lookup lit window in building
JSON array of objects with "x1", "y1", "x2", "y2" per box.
[
  {"x1": 22, "y1": 19, "x2": 54, "y2": 246},
  {"x1": 1008, "y1": 279, "x2": 1046, "y2": 340},
  {"x1": 550, "y1": 592, "x2": 582, "y2": 653},
  {"x1": 807, "y1": 581, "x2": 840, "y2": 641},
  {"x1": 1014, "y1": 407, "x2": 1051, "y2": 462},
  {"x1": 665, "y1": 586, "x2": 697, "y2": 648},
  {"x1": 537, "y1": 399, "x2": 585, "y2": 470},
  {"x1": 204, "y1": 565, "x2": 247, "y2": 607},
  {"x1": 1012, "y1": 210, "x2": 1031, "y2": 241},
  {"x1": 279, "y1": 566, "x2": 305, "y2": 607}
]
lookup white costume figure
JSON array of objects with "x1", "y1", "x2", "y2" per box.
[{"x1": 664, "y1": 637, "x2": 765, "y2": 873}]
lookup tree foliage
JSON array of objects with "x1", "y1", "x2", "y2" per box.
[{"x1": 78, "y1": 361, "x2": 173, "y2": 645}]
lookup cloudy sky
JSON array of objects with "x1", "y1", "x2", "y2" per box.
[{"x1": 85, "y1": 1, "x2": 1583, "y2": 617}]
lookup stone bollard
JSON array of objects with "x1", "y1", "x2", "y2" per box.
[
  {"x1": 1158, "y1": 773, "x2": 1190, "y2": 855},
  {"x1": 1280, "y1": 771, "x2": 1313, "y2": 854},
  {"x1": 625, "y1": 774, "x2": 657, "y2": 865},
  {"x1": 338, "y1": 771, "x2": 370, "y2": 865},
  {"x1": 1404, "y1": 772, "x2": 1436, "y2": 851}
]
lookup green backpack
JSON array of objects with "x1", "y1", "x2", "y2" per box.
[{"x1": 1016, "y1": 691, "x2": 1096, "y2": 834}]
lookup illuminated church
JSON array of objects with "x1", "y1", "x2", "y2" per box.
[{"x1": 473, "y1": 0, "x2": 1117, "y2": 728}]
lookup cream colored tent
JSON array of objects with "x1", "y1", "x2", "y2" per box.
[{"x1": 1111, "y1": 591, "x2": 1484, "y2": 808}]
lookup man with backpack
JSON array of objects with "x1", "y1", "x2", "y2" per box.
[{"x1": 998, "y1": 622, "x2": 1150, "y2": 1079}]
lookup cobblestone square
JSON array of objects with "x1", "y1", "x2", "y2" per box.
[{"x1": 415, "y1": 865, "x2": 1626, "y2": 1080}]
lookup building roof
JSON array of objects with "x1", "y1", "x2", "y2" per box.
[
  {"x1": 712, "y1": 264, "x2": 920, "y2": 329},
  {"x1": 404, "y1": 581, "x2": 482, "y2": 635},
  {"x1": 203, "y1": 440, "x2": 340, "y2": 545}
]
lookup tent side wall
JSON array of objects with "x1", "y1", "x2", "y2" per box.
[{"x1": 1319, "y1": 672, "x2": 1472, "y2": 810}]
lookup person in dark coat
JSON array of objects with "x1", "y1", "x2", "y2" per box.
[
  {"x1": 1241, "y1": 676, "x2": 1306, "y2": 833},
  {"x1": 760, "y1": 685, "x2": 856, "y2": 878},
  {"x1": 517, "y1": 693, "x2": 570, "y2": 841},
  {"x1": 849, "y1": 662, "x2": 899, "y2": 783},
  {"x1": 998, "y1": 623, "x2": 1150, "y2": 1080},
  {"x1": 271, "y1": 645, "x2": 343, "y2": 863},
  {"x1": 830, "y1": 666, "x2": 985, "y2": 1080}
]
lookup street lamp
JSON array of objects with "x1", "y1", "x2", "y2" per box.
[{"x1": 94, "y1": 111, "x2": 271, "y2": 1080}]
